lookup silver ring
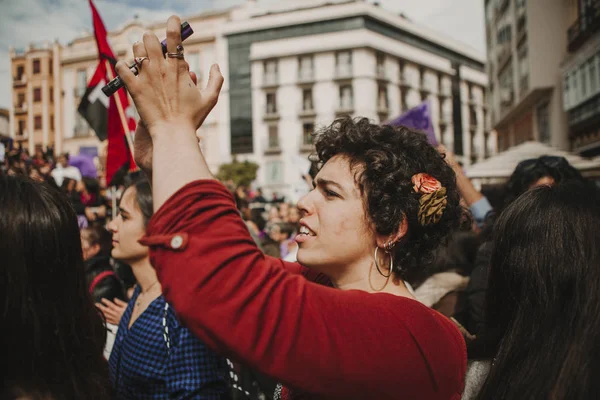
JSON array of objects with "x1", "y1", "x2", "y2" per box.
[
  {"x1": 166, "y1": 44, "x2": 184, "y2": 59},
  {"x1": 134, "y1": 56, "x2": 149, "y2": 67}
]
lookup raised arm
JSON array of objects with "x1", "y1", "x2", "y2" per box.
[{"x1": 139, "y1": 179, "x2": 464, "y2": 399}]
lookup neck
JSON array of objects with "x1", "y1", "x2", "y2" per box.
[
  {"x1": 130, "y1": 256, "x2": 160, "y2": 293},
  {"x1": 327, "y1": 255, "x2": 415, "y2": 299}
]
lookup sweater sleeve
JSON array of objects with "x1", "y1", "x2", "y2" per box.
[{"x1": 140, "y1": 180, "x2": 465, "y2": 399}]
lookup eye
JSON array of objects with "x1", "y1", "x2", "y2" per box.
[{"x1": 323, "y1": 189, "x2": 339, "y2": 199}]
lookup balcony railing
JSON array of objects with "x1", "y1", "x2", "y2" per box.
[
  {"x1": 263, "y1": 73, "x2": 278, "y2": 87},
  {"x1": 13, "y1": 76, "x2": 26, "y2": 86},
  {"x1": 568, "y1": 6, "x2": 600, "y2": 52},
  {"x1": 376, "y1": 65, "x2": 387, "y2": 80},
  {"x1": 298, "y1": 69, "x2": 315, "y2": 83},
  {"x1": 14, "y1": 104, "x2": 28, "y2": 113},
  {"x1": 335, "y1": 64, "x2": 352, "y2": 80}
]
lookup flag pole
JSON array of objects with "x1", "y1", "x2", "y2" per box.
[{"x1": 104, "y1": 60, "x2": 137, "y2": 169}]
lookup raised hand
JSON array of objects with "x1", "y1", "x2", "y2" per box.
[{"x1": 116, "y1": 15, "x2": 223, "y2": 140}]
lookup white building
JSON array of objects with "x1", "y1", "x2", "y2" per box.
[{"x1": 223, "y1": 0, "x2": 493, "y2": 201}]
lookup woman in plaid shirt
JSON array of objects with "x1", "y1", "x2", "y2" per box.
[{"x1": 106, "y1": 176, "x2": 230, "y2": 399}]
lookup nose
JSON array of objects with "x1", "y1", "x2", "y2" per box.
[
  {"x1": 106, "y1": 217, "x2": 117, "y2": 233},
  {"x1": 296, "y1": 190, "x2": 314, "y2": 217}
]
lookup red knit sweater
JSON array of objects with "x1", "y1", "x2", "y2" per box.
[{"x1": 140, "y1": 180, "x2": 466, "y2": 400}]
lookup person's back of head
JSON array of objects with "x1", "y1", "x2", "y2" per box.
[
  {"x1": 475, "y1": 181, "x2": 600, "y2": 400},
  {"x1": 0, "y1": 175, "x2": 110, "y2": 399}
]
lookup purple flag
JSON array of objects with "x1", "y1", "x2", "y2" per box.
[{"x1": 386, "y1": 100, "x2": 438, "y2": 146}]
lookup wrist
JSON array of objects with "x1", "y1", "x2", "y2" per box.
[{"x1": 148, "y1": 121, "x2": 196, "y2": 140}]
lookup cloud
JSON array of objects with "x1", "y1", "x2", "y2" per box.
[{"x1": 0, "y1": 0, "x2": 485, "y2": 109}]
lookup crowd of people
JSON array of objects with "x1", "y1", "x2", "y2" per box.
[{"x1": 2, "y1": 16, "x2": 600, "y2": 400}]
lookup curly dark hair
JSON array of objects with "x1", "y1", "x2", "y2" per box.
[{"x1": 314, "y1": 117, "x2": 463, "y2": 279}]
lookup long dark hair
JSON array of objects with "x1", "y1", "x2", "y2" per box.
[
  {"x1": 474, "y1": 182, "x2": 600, "y2": 399},
  {"x1": 0, "y1": 176, "x2": 110, "y2": 399}
]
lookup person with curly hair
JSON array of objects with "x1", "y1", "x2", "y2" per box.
[{"x1": 116, "y1": 16, "x2": 466, "y2": 399}]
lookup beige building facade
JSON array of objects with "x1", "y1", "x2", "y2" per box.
[
  {"x1": 561, "y1": 0, "x2": 600, "y2": 156},
  {"x1": 485, "y1": 0, "x2": 570, "y2": 151},
  {"x1": 9, "y1": 9, "x2": 230, "y2": 173},
  {"x1": 9, "y1": 42, "x2": 60, "y2": 155}
]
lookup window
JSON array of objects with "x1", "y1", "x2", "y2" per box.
[
  {"x1": 377, "y1": 84, "x2": 388, "y2": 110},
  {"x1": 339, "y1": 84, "x2": 353, "y2": 109},
  {"x1": 76, "y1": 69, "x2": 87, "y2": 97},
  {"x1": 50, "y1": 114, "x2": 54, "y2": 131},
  {"x1": 33, "y1": 59, "x2": 40, "y2": 74},
  {"x1": 49, "y1": 59, "x2": 53, "y2": 74},
  {"x1": 336, "y1": 51, "x2": 352, "y2": 77},
  {"x1": 589, "y1": 59, "x2": 597, "y2": 93},
  {"x1": 264, "y1": 60, "x2": 278, "y2": 85},
  {"x1": 188, "y1": 52, "x2": 201, "y2": 81},
  {"x1": 18, "y1": 120, "x2": 26, "y2": 136},
  {"x1": 33, "y1": 87, "x2": 41, "y2": 102},
  {"x1": 302, "y1": 88, "x2": 313, "y2": 111},
  {"x1": 34, "y1": 115, "x2": 42, "y2": 130},
  {"x1": 537, "y1": 101, "x2": 550, "y2": 144},
  {"x1": 265, "y1": 161, "x2": 283, "y2": 183},
  {"x1": 518, "y1": 43, "x2": 529, "y2": 92},
  {"x1": 18, "y1": 93, "x2": 25, "y2": 107},
  {"x1": 74, "y1": 113, "x2": 89, "y2": 137},
  {"x1": 268, "y1": 125, "x2": 279, "y2": 148},
  {"x1": 302, "y1": 123, "x2": 314, "y2": 146},
  {"x1": 581, "y1": 65, "x2": 588, "y2": 97},
  {"x1": 266, "y1": 93, "x2": 277, "y2": 114},
  {"x1": 49, "y1": 87, "x2": 53, "y2": 103},
  {"x1": 563, "y1": 74, "x2": 570, "y2": 108},
  {"x1": 16, "y1": 65, "x2": 24, "y2": 80},
  {"x1": 299, "y1": 55, "x2": 314, "y2": 81},
  {"x1": 496, "y1": 25, "x2": 512, "y2": 44},
  {"x1": 376, "y1": 52, "x2": 385, "y2": 77}
]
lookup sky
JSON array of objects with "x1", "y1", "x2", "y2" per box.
[{"x1": 0, "y1": 0, "x2": 486, "y2": 109}]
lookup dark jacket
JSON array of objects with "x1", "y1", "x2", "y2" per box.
[
  {"x1": 465, "y1": 241, "x2": 493, "y2": 335},
  {"x1": 85, "y1": 255, "x2": 126, "y2": 303}
]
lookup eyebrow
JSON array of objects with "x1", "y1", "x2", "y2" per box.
[
  {"x1": 314, "y1": 177, "x2": 346, "y2": 195},
  {"x1": 118, "y1": 207, "x2": 131, "y2": 216}
]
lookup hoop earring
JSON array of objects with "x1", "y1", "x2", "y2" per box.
[{"x1": 374, "y1": 246, "x2": 393, "y2": 278}]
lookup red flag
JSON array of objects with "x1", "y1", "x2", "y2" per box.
[{"x1": 79, "y1": 0, "x2": 136, "y2": 186}]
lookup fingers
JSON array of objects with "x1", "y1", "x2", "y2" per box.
[
  {"x1": 133, "y1": 40, "x2": 148, "y2": 60},
  {"x1": 116, "y1": 60, "x2": 138, "y2": 92},
  {"x1": 142, "y1": 31, "x2": 164, "y2": 65},
  {"x1": 189, "y1": 71, "x2": 198, "y2": 86},
  {"x1": 204, "y1": 64, "x2": 224, "y2": 104},
  {"x1": 114, "y1": 298, "x2": 128, "y2": 307},
  {"x1": 95, "y1": 303, "x2": 109, "y2": 312},
  {"x1": 165, "y1": 15, "x2": 182, "y2": 55}
]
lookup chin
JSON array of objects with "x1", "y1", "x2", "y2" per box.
[{"x1": 296, "y1": 248, "x2": 322, "y2": 271}]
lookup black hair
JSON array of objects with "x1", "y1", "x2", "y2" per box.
[
  {"x1": 473, "y1": 182, "x2": 600, "y2": 399},
  {"x1": 314, "y1": 116, "x2": 463, "y2": 278},
  {"x1": 82, "y1": 225, "x2": 113, "y2": 257},
  {"x1": 503, "y1": 155, "x2": 585, "y2": 208},
  {"x1": 0, "y1": 176, "x2": 110, "y2": 398},
  {"x1": 124, "y1": 173, "x2": 153, "y2": 228}
]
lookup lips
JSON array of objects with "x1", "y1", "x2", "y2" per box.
[{"x1": 296, "y1": 221, "x2": 316, "y2": 244}]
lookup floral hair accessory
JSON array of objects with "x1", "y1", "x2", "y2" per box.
[{"x1": 411, "y1": 173, "x2": 447, "y2": 226}]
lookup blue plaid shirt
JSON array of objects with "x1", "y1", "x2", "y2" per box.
[{"x1": 108, "y1": 286, "x2": 230, "y2": 399}]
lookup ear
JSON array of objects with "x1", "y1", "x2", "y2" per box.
[{"x1": 376, "y1": 215, "x2": 408, "y2": 248}]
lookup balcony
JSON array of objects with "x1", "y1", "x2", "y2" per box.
[
  {"x1": 568, "y1": 8, "x2": 600, "y2": 53},
  {"x1": 399, "y1": 75, "x2": 412, "y2": 89},
  {"x1": 335, "y1": 103, "x2": 354, "y2": 116},
  {"x1": 376, "y1": 65, "x2": 387, "y2": 81},
  {"x1": 14, "y1": 103, "x2": 28, "y2": 114},
  {"x1": 13, "y1": 76, "x2": 26, "y2": 87},
  {"x1": 264, "y1": 139, "x2": 281, "y2": 155},
  {"x1": 298, "y1": 69, "x2": 315, "y2": 84},
  {"x1": 335, "y1": 64, "x2": 353, "y2": 80},
  {"x1": 299, "y1": 107, "x2": 316, "y2": 118},
  {"x1": 496, "y1": 45, "x2": 512, "y2": 71},
  {"x1": 263, "y1": 109, "x2": 280, "y2": 121},
  {"x1": 262, "y1": 73, "x2": 278, "y2": 88},
  {"x1": 439, "y1": 111, "x2": 453, "y2": 126}
]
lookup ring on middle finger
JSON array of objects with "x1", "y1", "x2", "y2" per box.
[{"x1": 166, "y1": 44, "x2": 184, "y2": 59}]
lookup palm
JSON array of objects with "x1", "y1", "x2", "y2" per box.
[{"x1": 134, "y1": 120, "x2": 153, "y2": 172}]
